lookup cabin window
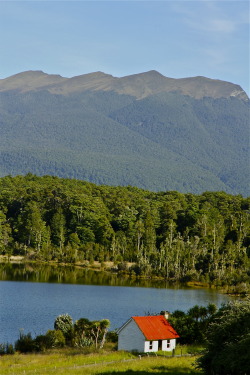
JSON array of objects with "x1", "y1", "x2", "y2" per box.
[
  {"x1": 167, "y1": 339, "x2": 170, "y2": 348},
  {"x1": 149, "y1": 341, "x2": 153, "y2": 350}
]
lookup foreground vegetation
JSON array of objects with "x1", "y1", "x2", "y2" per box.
[
  {"x1": 0, "y1": 175, "x2": 249, "y2": 293},
  {"x1": 0, "y1": 349, "x2": 201, "y2": 375},
  {"x1": 1, "y1": 300, "x2": 249, "y2": 374}
]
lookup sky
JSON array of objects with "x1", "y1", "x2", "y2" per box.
[{"x1": 0, "y1": 1, "x2": 249, "y2": 96}]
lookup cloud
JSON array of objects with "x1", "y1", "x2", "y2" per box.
[{"x1": 171, "y1": 1, "x2": 249, "y2": 35}]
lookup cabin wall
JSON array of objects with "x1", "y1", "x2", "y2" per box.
[
  {"x1": 144, "y1": 338, "x2": 176, "y2": 352},
  {"x1": 144, "y1": 340, "x2": 158, "y2": 352},
  {"x1": 118, "y1": 319, "x2": 145, "y2": 352},
  {"x1": 162, "y1": 338, "x2": 176, "y2": 351}
]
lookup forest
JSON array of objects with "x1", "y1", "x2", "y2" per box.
[
  {"x1": 1, "y1": 85, "x2": 249, "y2": 195},
  {"x1": 0, "y1": 174, "x2": 249, "y2": 292}
]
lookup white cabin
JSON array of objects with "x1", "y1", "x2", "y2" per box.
[{"x1": 117, "y1": 312, "x2": 179, "y2": 353}]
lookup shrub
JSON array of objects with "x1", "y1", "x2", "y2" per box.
[
  {"x1": 15, "y1": 332, "x2": 35, "y2": 353},
  {"x1": 106, "y1": 330, "x2": 118, "y2": 343},
  {"x1": 45, "y1": 330, "x2": 65, "y2": 348},
  {"x1": 196, "y1": 300, "x2": 250, "y2": 375},
  {"x1": 73, "y1": 336, "x2": 93, "y2": 348},
  {"x1": 0, "y1": 343, "x2": 6, "y2": 355},
  {"x1": 54, "y1": 313, "x2": 73, "y2": 342},
  {"x1": 34, "y1": 334, "x2": 50, "y2": 352},
  {"x1": 5, "y1": 343, "x2": 14, "y2": 354}
]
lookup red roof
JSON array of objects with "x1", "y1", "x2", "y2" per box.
[{"x1": 132, "y1": 315, "x2": 179, "y2": 340}]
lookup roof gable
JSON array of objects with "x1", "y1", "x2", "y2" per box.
[{"x1": 132, "y1": 315, "x2": 179, "y2": 340}]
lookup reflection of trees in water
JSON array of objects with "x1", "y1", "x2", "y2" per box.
[{"x1": 0, "y1": 263, "x2": 170, "y2": 288}]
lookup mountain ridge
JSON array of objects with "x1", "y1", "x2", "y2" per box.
[
  {"x1": 0, "y1": 70, "x2": 248, "y2": 101},
  {"x1": 0, "y1": 70, "x2": 249, "y2": 195}
]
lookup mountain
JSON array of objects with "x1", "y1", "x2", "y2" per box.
[
  {"x1": 0, "y1": 70, "x2": 248, "y2": 100},
  {"x1": 0, "y1": 70, "x2": 249, "y2": 195}
]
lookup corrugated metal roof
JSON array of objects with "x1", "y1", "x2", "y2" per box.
[{"x1": 132, "y1": 315, "x2": 179, "y2": 340}]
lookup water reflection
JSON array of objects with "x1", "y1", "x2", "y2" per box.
[
  {"x1": 0, "y1": 263, "x2": 231, "y2": 345},
  {"x1": 0, "y1": 262, "x2": 176, "y2": 289}
]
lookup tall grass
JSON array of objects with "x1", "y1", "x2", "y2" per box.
[{"x1": 0, "y1": 349, "x2": 202, "y2": 375}]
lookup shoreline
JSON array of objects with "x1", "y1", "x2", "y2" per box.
[{"x1": 0, "y1": 256, "x2": 248, "y2": 297}]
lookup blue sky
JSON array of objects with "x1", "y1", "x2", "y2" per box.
[{"x1": 1, "y1": 1, "x2": 249, "y2": 95}]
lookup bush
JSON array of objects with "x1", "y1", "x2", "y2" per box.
[
  {"x1": 73, "y1": 336, "x2": 93, "y2": 348},
  {"x1": 5, "y1": 343, "x2": 14, "y2": 354},
  {"x1": 196, "y1": 299, "x2": 250, "y2": 375},
  {"x1": 54, "y1": 314, "x2": 73, "y2": 342},
  {"x1": 34, "y1": 334, "x2": 49, "y2": 352},
  {"x1": 45, "y1": 330, "x2": 65, "y2": 348},
  {"x1": 106, "y1": 330, "x2": 118, "y2": 343},
  {"x1": 0, "y1": 343, "x2": 6, "y2": 355},
  {"x1": 15, "y1": 332, "x2": 35, "y2": 353},
  {"x1": 117, "y1": 262, "x2": 128, "y2": 272}
]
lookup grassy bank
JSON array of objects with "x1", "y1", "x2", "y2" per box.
[{"x1": 0, "y1": 349, "x2": 202, "y2": 374}]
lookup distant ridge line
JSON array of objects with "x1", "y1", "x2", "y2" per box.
[{"x1": 0, "y1": 70, "x2": 248, "y2": 101}]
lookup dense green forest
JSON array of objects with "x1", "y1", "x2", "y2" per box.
[
  {"x1": 1, "y1": 71, "x2": 249, "y2": 195},
  {"x1": 0, "y1": 175, "x2": 249, "y2": 291}
]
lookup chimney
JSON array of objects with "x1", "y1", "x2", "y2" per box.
[{"x1": 160, "y1": 311, "x2": 170, "y2": 320}]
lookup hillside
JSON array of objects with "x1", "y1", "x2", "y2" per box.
[{"x1": 0, "y1": 70, "x2": 249, "y2": 195}]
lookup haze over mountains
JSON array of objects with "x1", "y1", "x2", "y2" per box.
[{"x1": 0, "y1": 70, "x2": 249, "y2": 195}]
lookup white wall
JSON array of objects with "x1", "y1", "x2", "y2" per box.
[
  {"x1": 162, "y1": 339, "x2": 176, "y2": 351},
  {"x1": 118, "y1": 319, "x2": 145, "y2": 352},
  {"x1": 144, "y1": 339, "x2": 176, "y2": 352},
  {"x1": 118, "y1": 319, "x2": 177, "y2": 353},
  {"x1": 144, "y1": 340, "x2": 158, "y2": 352}
]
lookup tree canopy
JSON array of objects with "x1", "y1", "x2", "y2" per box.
[
  {"x1": 196, "y1": 299, "x2": 250, "y2": 375},
  {"x1": 0, "y1": 174, "x2": 249, "y2": 291}
]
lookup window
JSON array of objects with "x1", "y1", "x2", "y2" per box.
[
  {"x1": 167, "y1": 339, "x2": 171, "y2": 348},
  {"x1": 149, "y1": 341, "x2": 153, "y2": 350}
]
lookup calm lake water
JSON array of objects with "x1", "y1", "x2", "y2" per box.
[{"x1": 0, "y1": 263, "x2": 231, "y2": 344}]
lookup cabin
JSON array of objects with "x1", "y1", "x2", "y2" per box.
[{"x1": 117, "y1": 311, "x2": 179, "y2": 353}]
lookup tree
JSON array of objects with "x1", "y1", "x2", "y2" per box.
[
  {"x1": 16, "y1": 202, "x2": 47, "y2": 253},
  {"x1": 50, "y1": 208, "x2": 66, "y2": 252},
  {"x1": 0, "y1": 210, "x2": 11, "y2": 253},
  {"x1": 45, "y1": 329, "x2": 65, "y2": 348},
  {"x1": 54, "y1": 313, "x2": 73, "y2": 342},
  {"x1": 15, "y1": 331, "x2": 35, "y2": 353},
  {"x1": 73, "y1": 318, "x2": 93, "y2": 347},
  {"x1": 73, "y1": 317, "x2": 110, "y2": 348},
  {"x1": 90, "y1": 319, "x2": 110, "y2": 349},
  {"x1": 196, "y1": 299, "x2": 250, "y2": 375}
]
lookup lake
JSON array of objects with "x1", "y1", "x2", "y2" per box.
[{"x1": 0, "y1": 263, "x2": 231, "y2": 345}]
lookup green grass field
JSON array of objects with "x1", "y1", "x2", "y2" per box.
[{"x1": 0, "y1": 348, "x2": 203, "y2": 375}]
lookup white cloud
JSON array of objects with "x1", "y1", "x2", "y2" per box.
[{"x1": 171, "y1": 1, "x2": 249, "y2": 35}]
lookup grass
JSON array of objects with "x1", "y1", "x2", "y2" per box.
[{"x1": 0, "y1": 347, "x2": 203, "y2": 375}]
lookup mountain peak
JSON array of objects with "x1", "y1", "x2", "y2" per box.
[
  {"x1": 0, "y1": 70, "x2": 66, "y2": 92},
  {"x1": 0, "y1": 70, "x2": 248, "y2": 101}
]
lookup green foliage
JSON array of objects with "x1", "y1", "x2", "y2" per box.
[
  {"x1": 54, "y1": 314, "x2": 73, "y2": 342},
  {"x1": 73, "y1": 317, "x2": 110, "y2": 349},
  {"x1": 106, "y1": 330, "x2": 118, "y2": 343},
  {"x1": 15, "y1": 331, "x2": 36, "y2": 353},
  {"x1": 169, "y1": 304, "x2": 217, "y2": 345},
  {"x1": 7, "y1": 315, "x2": 111, "y2": 354},
  {"x1": 33, "y1": 334, "x2": 49, "y2": 352},
  {"x1": 0, "y1": 175, "x2": 249, "y2": 290},
  {"x1": 0, "y1": 343, "x2": 14, "y2": 355},
  {"x1": 45, "y1": 330, "x2": 66, "y2": 348},
  {"x1": 0, "y1": 89, "x2": 249, "y2": 195},
  {"x1": 196, "y1": 299, "x2": 250, "y2": 375}
]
